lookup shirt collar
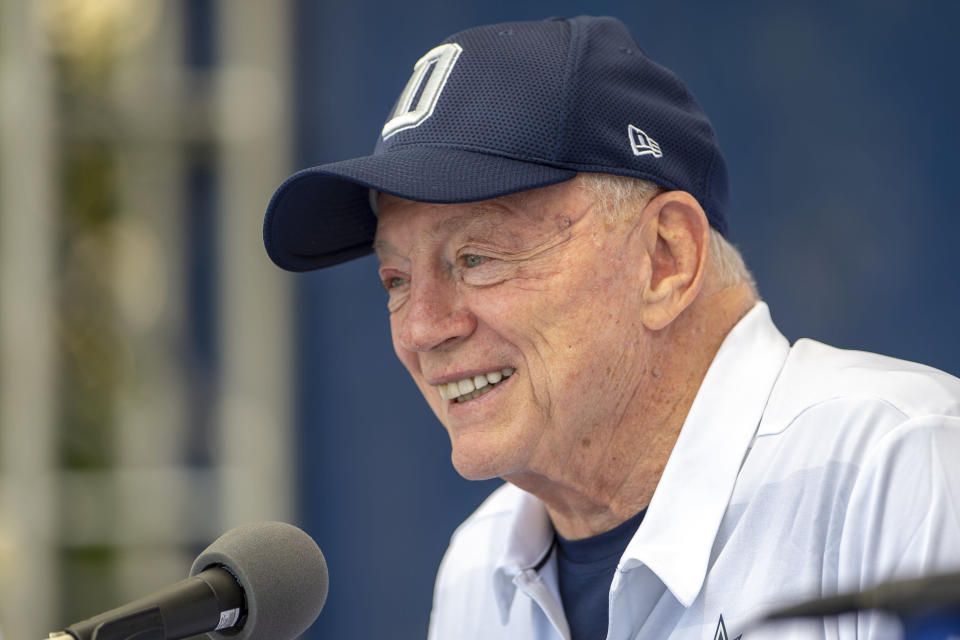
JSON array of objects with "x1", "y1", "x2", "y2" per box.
[
  {"x1": 622, "y1": 301, "x2": 789, "y2": 605},
  {"x1": 492, "y1": 487, "x2": 555, "y2": 623},
  {"x1": 490, "y1": 302, "x2": 790, "y2": 617}
]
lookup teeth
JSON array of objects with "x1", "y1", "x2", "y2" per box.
[
  {"x1": 457, "y1": 385, "x2": 494, "y2": 403},
  {"x1": 445, "y1": 381, "x2": 459, "y2": 398},
  {"x1": 436, "y1": 368, "x2": 515, "y2": 403}
]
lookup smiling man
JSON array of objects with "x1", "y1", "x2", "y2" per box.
[
  {"x1": 263, "y1": 16, "x2": 960, "y2": 640},
  {"x1": 373, "y1": 178, "x2": 756, "y2": 541}
]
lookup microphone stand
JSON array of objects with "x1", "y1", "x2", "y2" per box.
[
  {"x1": 761, "y1": 571, "x2": 960, "y2": 639},
  {"x1": 763, "y1": 571, "x2": 960, "y2": 621}
]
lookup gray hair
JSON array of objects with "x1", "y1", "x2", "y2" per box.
[{"x1": 577, "y1": 173, "x2": 758, "y2": 296}]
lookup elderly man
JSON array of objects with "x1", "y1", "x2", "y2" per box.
[{"x1": 264, "y1": 16, "x2": 960, "y2": 640}]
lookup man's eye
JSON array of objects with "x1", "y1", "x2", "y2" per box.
[
  {"x1": 384, "y1": 276, "x2": 406, "y2": 290},
  {"x1": 462, "y1": 254, "x2": 487, "y2": 268}
]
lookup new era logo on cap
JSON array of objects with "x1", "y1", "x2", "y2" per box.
[{"x1": 628, "y1": 124, "x2": 663, "y2": 158}]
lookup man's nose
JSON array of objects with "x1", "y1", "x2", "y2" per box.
[{"x1": 395, "y1": 271, "x2": 476, "y2": 353}]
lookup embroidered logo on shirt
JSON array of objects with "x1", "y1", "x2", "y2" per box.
[{"x1": 714, "y1": 614, "x2": 742, "y2": 640}]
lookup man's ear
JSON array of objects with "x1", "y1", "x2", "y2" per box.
[{"x1": 638, "y1": 191, "x2": 710, "y2": 331}]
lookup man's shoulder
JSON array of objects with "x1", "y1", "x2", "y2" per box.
[
  {"x1": 447, "y1": 482, "x2": 526, "y2": 548},
  {"x1": 429, "y1": 482, "x2": 538, "y2": 636},
  {"x1": 437, "y1": 481, "x2": 553, "y2": 586},
  {"x1": 760, "y1": 338, "x2": 960, "y2": 436}
]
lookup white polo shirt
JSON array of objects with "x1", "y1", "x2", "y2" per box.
[{"x1": 427, "y1": 303, "x2": 960, "y2": 639}]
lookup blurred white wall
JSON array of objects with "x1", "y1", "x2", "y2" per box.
[
  {"x1": 0, "y1": 0, "x2": 296, "y2": 636},
  {"x1": 0, "y1": 0, "x2": 58, "y2": 637}
]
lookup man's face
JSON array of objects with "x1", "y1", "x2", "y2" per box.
[{"x1": 374, "y1": 178, "x2": 654, "y2": 482}]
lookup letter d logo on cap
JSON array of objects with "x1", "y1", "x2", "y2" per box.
[{"x1": 382, "y1": 42, "x2": 462, "y2": 140}]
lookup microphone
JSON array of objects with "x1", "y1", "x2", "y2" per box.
[
  {"x1": 49, "y1": 521, "x2": 329, "y2": 640},
  {"x1": 762, "y1": 570, "x2": 960, "y2": 621}
]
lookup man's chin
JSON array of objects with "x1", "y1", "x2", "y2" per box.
[{"x1": 449, "y1": 439, "x2": 516, "y2": 481}]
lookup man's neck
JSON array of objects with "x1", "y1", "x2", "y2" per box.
[{"x1": 505, "y1": 284, "x2": 757, "y2": 540}]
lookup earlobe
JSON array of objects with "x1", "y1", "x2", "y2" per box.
[{"x1": 639, "y1": 192, "x2": 709, "y2": 331}]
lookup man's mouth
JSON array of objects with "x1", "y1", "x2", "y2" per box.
[{"x1": 436, "y1": 368, "x2": 515, "y2": 403}]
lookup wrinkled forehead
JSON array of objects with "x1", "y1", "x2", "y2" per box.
[
  {"x1": 373, "y1": 178, "x2": 596, "y2": 256},
  {"x1": 372, "y1": 198, "x2": 516, "y2": 261}
]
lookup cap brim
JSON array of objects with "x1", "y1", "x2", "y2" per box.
[{"x1": 263, "y1": 147, "x2": 577, "y2": 271}]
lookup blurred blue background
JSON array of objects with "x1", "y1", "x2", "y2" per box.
[{"x1": 0, "y1": 1, "x2": 956, "y2": 639}]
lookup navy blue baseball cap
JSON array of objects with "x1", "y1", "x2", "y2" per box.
[{"x1": 264, "y1": 15, "x2": 729, "y2": 272}]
